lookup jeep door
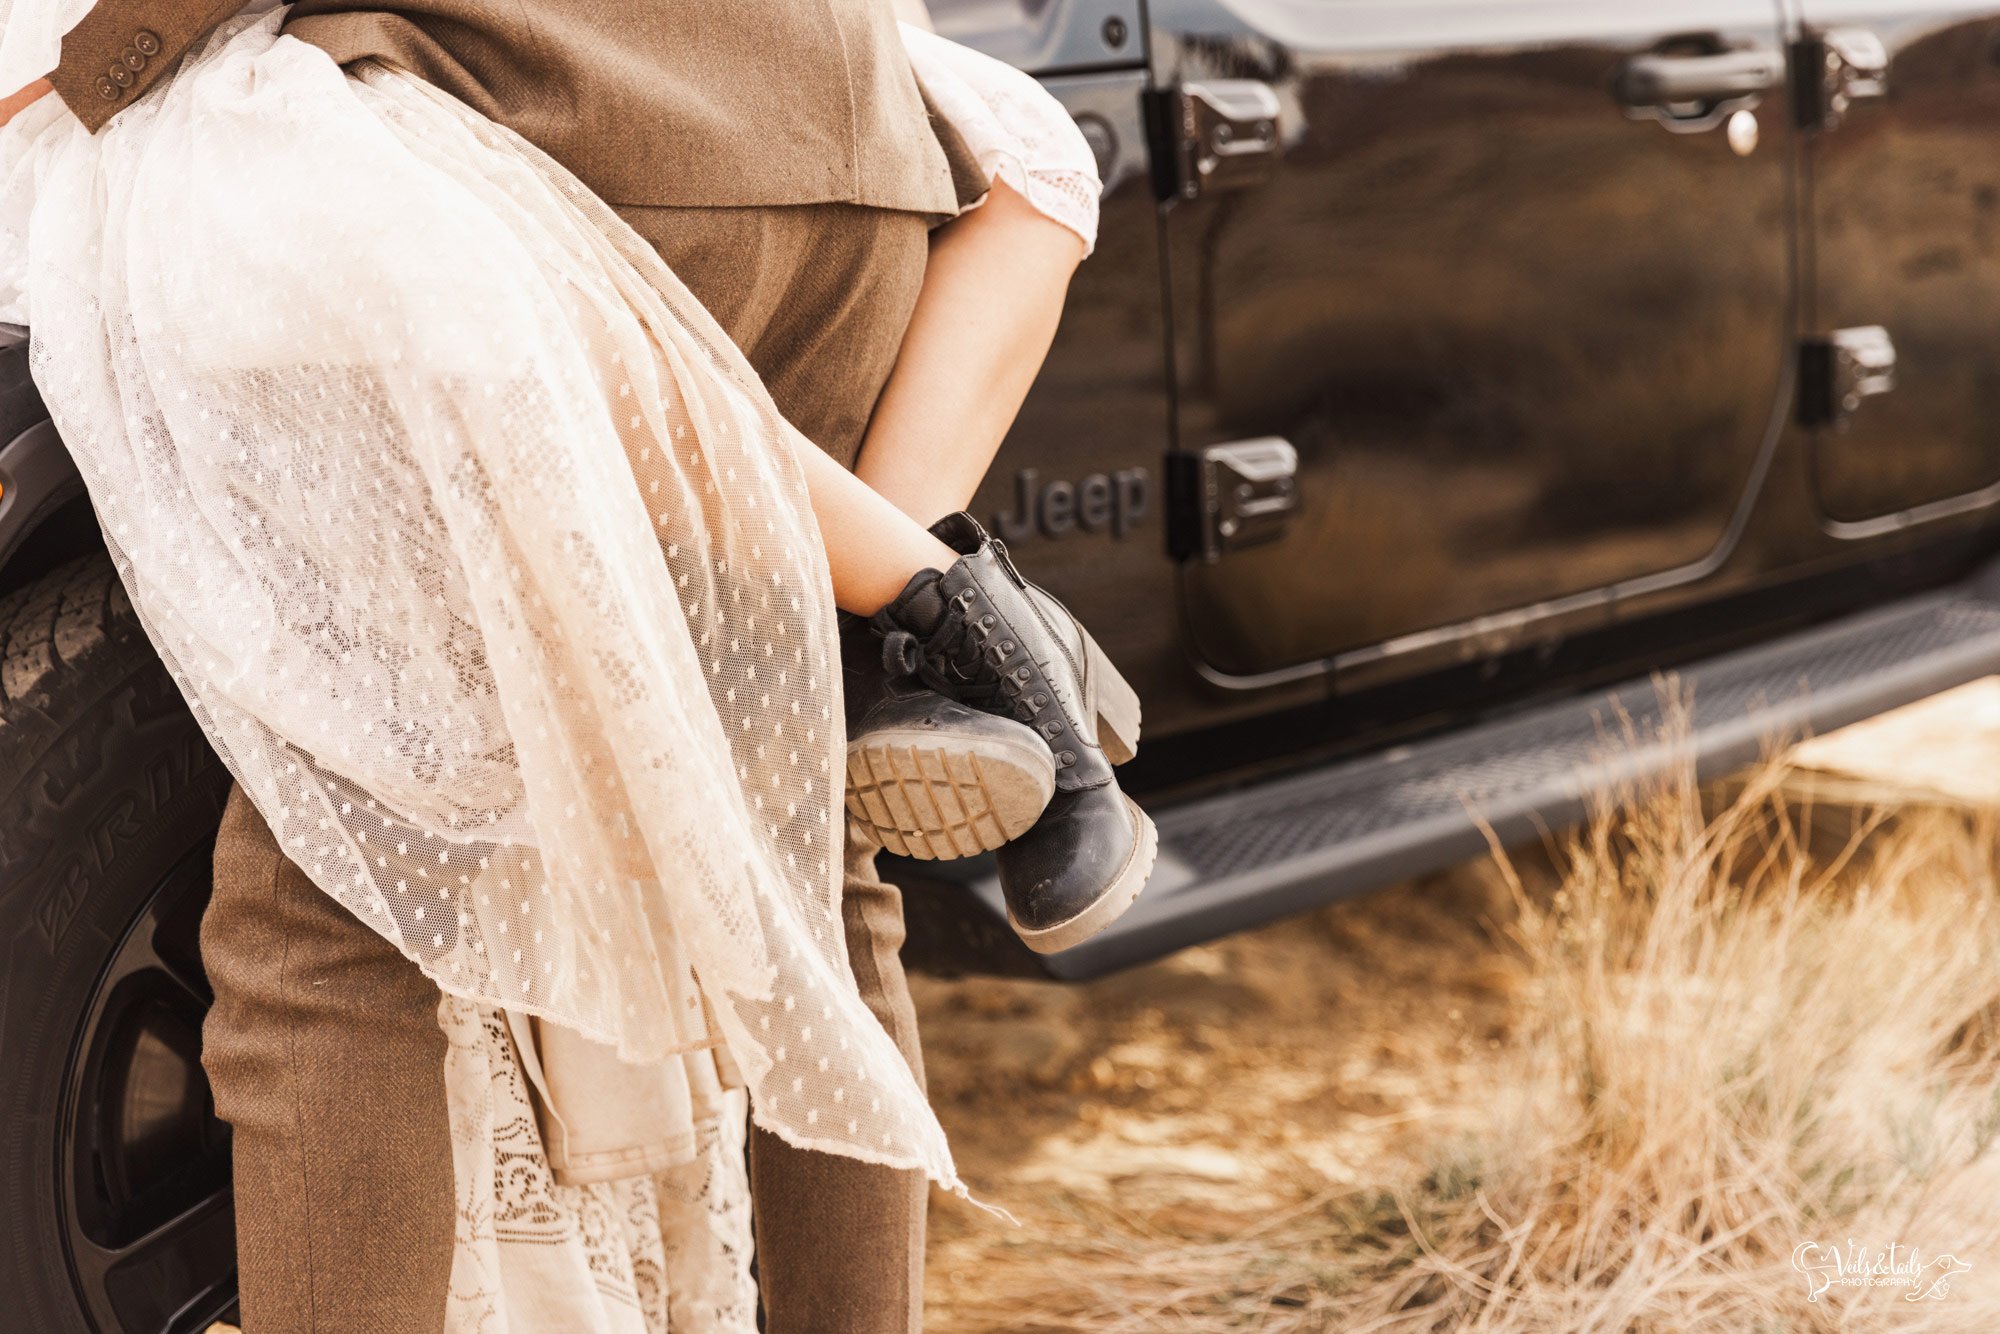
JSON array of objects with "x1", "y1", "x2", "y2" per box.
[
  {"x1": 1798, "y1": 1, "x2": 2000, "y2": 532},
  {"x1": 1154, "y1": 1, "x2": 1797, "y2": 684}
]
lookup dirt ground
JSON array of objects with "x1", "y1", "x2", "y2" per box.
[
  {"x1": 912, "y1": 679, "x2": 2000, "y2": 1331},
  {"x1": 913, "y1": 860, "x2": 1526, "y2": 1330}
]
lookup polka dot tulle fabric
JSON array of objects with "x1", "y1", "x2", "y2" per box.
[{"x1": 0, "y1": 1, "x2": 960, "y2": 1196}]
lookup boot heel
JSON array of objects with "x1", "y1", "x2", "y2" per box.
[{"x1": 1084, "y1": 629, "x2": 1142, "y2": 765}]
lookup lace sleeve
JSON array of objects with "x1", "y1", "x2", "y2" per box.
[
  {"x1": 900, "y1": 21, "x2": 1102, "y2": 256},
  {"x1": 0, "y1": 0, "x2": 94, "y2": 95}
]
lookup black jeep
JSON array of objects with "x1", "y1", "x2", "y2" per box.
[{"x1": 11, "y1": 1, "x2": 2000, "y2": 1328}]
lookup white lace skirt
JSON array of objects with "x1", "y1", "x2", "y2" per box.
[{"x1": 442, "y1": 1002, "x2": 757, "y2": 1330}]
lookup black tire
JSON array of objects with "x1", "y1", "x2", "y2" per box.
[{"x1": 0, "y1": 552, "x2": 236, "y2": 1333}]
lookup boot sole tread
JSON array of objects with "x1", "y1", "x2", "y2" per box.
[{"x1": 844, "y1": 734, "x2": 1054, "y2": 861}]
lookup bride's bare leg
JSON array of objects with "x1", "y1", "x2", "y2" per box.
[
  {"x1": 799, "y1": 180, "x2": 1087, "y2": 613},
  {"x1": 852, "y1": 180, "x2": 1086, "y2": 527},
  {"x1": 793, "y1": 437, "x2": 958, "y2": 614},
  {"x1": 804, "y1": 181, "x2": 1154, "y2": 937}
]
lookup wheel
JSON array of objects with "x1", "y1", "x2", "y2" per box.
[{"x1": 0, "y1": 553, "x2": 236, "y2": 1333}]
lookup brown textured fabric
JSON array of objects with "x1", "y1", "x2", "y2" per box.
[
  {"x1": 47, "y1": 0, "x2": 240, "y2": 125},
  {"x1": 613, "y1": 201, "x2": 927, "y2": 466},
  {"x1": 50, "y1": 0, "x2": 962, "y2": 218},
  {"x1": 201, "y1": 784, "x2": 457, "y2": 1333},
  {"x1": 748, "y1": 840, "x2": 929, "y2": 1334},
  {"x1": 920, "y1": 83, "x2": 992, "y2": 218},
  {"x1": 201, "y1": 200, "x2": 934, "y2": 1331},
  {"x1": 921, "y1": 80, "x2": 994, "y2": 217}
]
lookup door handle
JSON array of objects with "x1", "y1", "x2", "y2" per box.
[{"x1": 1615, "y1": 49, "x2": 1783, "y2": 129}]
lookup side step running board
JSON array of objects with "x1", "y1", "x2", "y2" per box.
[{"x1": 896, "y1": 561, "x2": 2000, "y2": 980}]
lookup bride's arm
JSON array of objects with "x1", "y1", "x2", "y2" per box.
[
  {"x1": 853, "y1": 179, "x2": 1084, "y2": 527},
  {"x1": 854, "y1": 11, "x2": 1100, "y2": 526}
]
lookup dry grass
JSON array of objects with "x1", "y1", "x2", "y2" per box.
[{"x1": 925, "y1": 742, "x2": 2000, "y2": 1331}]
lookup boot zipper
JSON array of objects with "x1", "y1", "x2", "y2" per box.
[{"x1": 991, "y1": 538, "x2": 1030, "y2": 590}]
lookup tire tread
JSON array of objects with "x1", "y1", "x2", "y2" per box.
[{"x1": 0, "y1": 551, "x2": 227, "y2": 1334}]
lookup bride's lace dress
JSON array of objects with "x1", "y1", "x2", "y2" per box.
[
  {"x1": 441, "y1": 1002, "x2": 761, "y2": 1329},
  {"x1": 0, "y1": 2, "x2": 1096, "y2": 1327}
]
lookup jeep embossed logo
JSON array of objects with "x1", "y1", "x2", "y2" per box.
[{"x1": 992, "y1": 466, "x2": 1150, "y2": 542}]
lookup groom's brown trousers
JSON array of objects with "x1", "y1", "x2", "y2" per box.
[{"x1": 200, "y1": 202, "x2": 937, "y2": 1332}]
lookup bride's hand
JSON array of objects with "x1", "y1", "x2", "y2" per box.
[{"x1": 0, "y1": 80, "x2": 53, "y2": 128}]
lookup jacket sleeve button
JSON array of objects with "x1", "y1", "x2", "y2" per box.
[
  {"x1": 134, "y1": 29, "x2": 162, "y2": 56},
  {"x1": 107, "y1": 64, "x2": 134, "y2": 88},
  {"x1": 95, "y1": 76, "x2": 120, "y2": 100},
  {"x1": 122, "y1": 47, "x2": 146, "y2": 70}
]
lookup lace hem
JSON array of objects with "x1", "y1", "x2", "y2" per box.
[{"x1": 901, "y1": 21, "x2": 1102, "y2": 254}]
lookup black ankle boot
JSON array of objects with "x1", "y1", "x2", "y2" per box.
[
  {"x1": 841, "y1": 612, "x2": 1056, "y2": 859},
  {"x1": 868, "y1": 513, "x2": 1155, "y2": 953}
]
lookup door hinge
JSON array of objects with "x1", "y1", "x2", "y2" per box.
[
  {"x1": 1146, "y1": 80, "x2": 1282, "y2": 201},
  {"x1": 1168, "y1": 437, "x2": 1300, "y2": 563},
  {"x1": 1791, "y1": 28, "x2": 1888, "y2": 132},
  {"x1": 1799, "y1": 326, "x2": 1896, "y2": 429}
]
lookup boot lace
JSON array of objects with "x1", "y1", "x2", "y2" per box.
[{"x1": 873, "y1": 592, "x2": 1028, "y2": 716}]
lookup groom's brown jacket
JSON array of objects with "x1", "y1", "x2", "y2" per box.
[{"x1": 49, "y1": 0, "x2": 965, "y2": 215}]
